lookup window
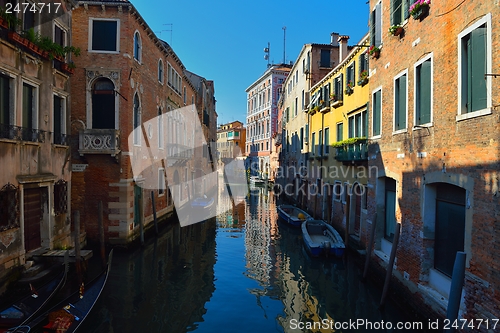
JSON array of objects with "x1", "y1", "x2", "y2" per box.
[
  {"x1": 0, "y1": 73, "x2": 13, "y2": 137},
  {"x1": 346, "y1": 62, "x2": 355, "y2": 89},
  {"x1": 334, "y1": 74, "x2": 344, "y2": 101},
  {"x1": 372, "y1": 89, "x2": 382, "y2": 136},
  {"x1": 0, "y1": 183, "x2": 19, "y2": 231},
  {"x1": 90, "y1": 19, "x2": 119, "y2": 52},
  {"x1": 311, "y1": 132, "x2": 315, "y2": 155},
  {"x1": 458, "y1": 15, "x2": 490, "y2": 116},
  {"x1": 304, "y1": 123, "x2": 309, "y2": 144},
  {"x1": 300, "y1": 127, "x2": 304, "y2": 150},
  {"x1": 158, "y1": 108, "x2": 163, "y2": 149},
  {"x1": 53, "y1": 95, "x2": 67, "y2": 145},
  {"x1": 158, "y1": 59, "x2": 164, "y2": 83},
  {"x1": 434, "y1": 183, "x2": 466, "y2": 277},
  {"x1": 91, "y1": 78, "x2": 115, "y2": 129},
  {"x1": 183, "y1": 87, "x2": 187, "y2": 104},
  {"x1": 54, "y1": 24, "x2": 66, "y2": 48},
  {"x1": 54, "y1": 180, "x2": 68, "y2": 215},
  {"x1": 333, "y1": 181, "x2": 342, "y2": 202},
  {"x1": 133, "y1": 93, "x2": 141, "y2": 145},
  {"x1": 348, "y1": 111, "x2": 367, "y2": 138},
  {"x1": 384, "y1": 178, "x2": 397, "y2": 241},
  {"x1": 22, "y1": 82, "x2": 38, "y2": 141},
  {"x1": 370, "y1": 2, "x2": 382, "y2": 47},
  {"x1": 324, "y1": 127, "x2": 329, "y2": 155},
  {"x1": 415, "y1": 57, "x2": 432, "y2": 125},
  {"x1": 133, "y1": 31, "x2": 141, "y2": 62},
  {"x1": 318, "y1": 129, "x2": 322, "y2": 156},
  {"x1": 23, "y1": 1, "x2": 36, "y2": 31},
  {"x1": 358, "y1": 52, "x2": 369, "y2": 82},
  {"x1": 394, "y1": 72, "x2": 407, "y2": 131},
  {"x1": 320, "y1": 49, "x2": 331, "y2": 68},
  {"x1": 336, "y1": 123, "x2": 343, "y2": 142},
  {"x1": 158, "y1": 168, "x2": 165, "y2": 196},
  {"x1": 391, "y1": 0, "x2": 409, "y2": 26}
]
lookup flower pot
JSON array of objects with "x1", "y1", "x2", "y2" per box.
[
  {"x1": 393, "y1": 26, "x2": 404, "y2": 36},
  {"x1": 371, "y1": 50, "x2": 380, "y2": 59},
  {"x1": 345, "y1": 87, "x2": 354, "y2": 96},
  {"x1": 411, "y1": 5, "x2": 429, "y2": 20},
  {"x1": 61, "y1": 63, "x2": 74, "y2": 74},
  {"x1": 358, "y1": 77, "x2": 369, "y2": 86},
  {"x1": 0, "y1": 17, "x2": 8, "y2": 29}
]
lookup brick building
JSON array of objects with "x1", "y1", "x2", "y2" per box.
[
  {"x1": 366, "y1": 0, "x2": 499, "y2": 322},
  {"x1": 70, "y1": 0, "x2": 212, "y2": 244},
  {"x1": 0, "y1": 0, "x2": 74, "y2": 283}
]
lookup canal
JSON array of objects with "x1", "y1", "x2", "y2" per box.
[{"x1": 82, "y1": 181, "x2": 417, "y2": 332}]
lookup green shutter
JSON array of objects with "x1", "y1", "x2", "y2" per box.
[
  {"x1": 396, "y1": 75, "x2": 407, "y2": 130},
  {"x1": 373, "y1": 90, "x2": 381, "y2": 136},
  {"x1": 469, "y1": 26, "x2": 487, "y2": 112},
  {"x1": 418, "y1": 60, "x2": 431, "y2": 124},
  {"x1": 370, "y1": 10, "x2": 376, "y2": 46},
  {"x1": 53, "y1": 96, "x2": 62, "y2": 136},
  {"x1": 22, "y1": 84, "x2": 33, "y2": 129}
]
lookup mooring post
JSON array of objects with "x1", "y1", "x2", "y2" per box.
[
  {"x1": 151, "y1": 191, "x2": 158, "y2": 235},
  {"x1": 362, "y1": 213, "x2": 377, "y2": 281},
  {"x1": 98, "y1": 201, "x2": 105, "y2": 268},
  {"x1": 380, "y1": 221, "x2": 401, "y2": 307},
  {"x1": 73, "y1": 210, "x2": 81, "y2": 280},
  {"x1": 344, "y1": 194, "x2": 351, "y2": 250},
  {"x1": 445, "y1": 251, "x2": 467, "y2": 332}
]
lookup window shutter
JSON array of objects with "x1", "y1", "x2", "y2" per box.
[
  {"x1": 419, "y1": 60, "x2": 431, "y2": 124},
  {"x1": 470, "y1": 26, "x2": 487, "y2": 112},
  {"x1": 404, "y1": 0, "x2": 410, "y2": 19},
  {"x1": 370, "y1": 10, "x2": 376, "y2": 46},
  {"x1": 373, "y1": 90, "x2": 381, "y2": 136},
  {"x1": 339, "y1": 73, "x2": 344, "y2": 100},
  {"x1": 390, "y1": 0, "x2": 395, "y2": 25},
  {"x1": 375, "y1": 3, "x2": 382, "y2": 47},
  {"x1": 398, "y1": 75, "x2": 407, "y2": 130}
]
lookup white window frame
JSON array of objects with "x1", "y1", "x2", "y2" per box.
[
  {"x1": 393, "y1": 69, "x2": 408, "y2": 134},
  {"x1": 88, "y1": 18, "x2": 120, "y2": 54},
  {"x1": 413, "y1": 53, "x2": 433, "y2": 128},
  {"x1": 456, "y1": 13, "x2": 492, "y2": 121},
  {"x1": 0, "y1": 69, "x2": 16, "y2": 128}
]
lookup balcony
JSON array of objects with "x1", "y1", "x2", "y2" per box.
[
  {"x1": 0, "y1": 124, "x2": 46, "y2": 143},
  {"x1": 79, "y1": 129, "x2": 120, "y2": 156},
  {"x1": 334, "y1": 139, "x2": 368, "y2": 163}
]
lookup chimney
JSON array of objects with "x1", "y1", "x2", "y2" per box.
[
  {"x1": 330, "y1": 32, "x2": 339, "y2": 46},
  {"x1": 338, "y1": 35, "x2": 350, "y2": 62}
]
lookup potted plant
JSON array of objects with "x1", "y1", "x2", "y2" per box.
[
  {"x1": 369, "y1": 45, "x2": 380, "y2": 59},
  {"x1": 358, "y1": 70, "x2": 369, "y2": 86},
  {"x1": 0, "y1": 8, "x2": 21, "y2": 30},
  {"x1": 61, "y1": 61, "x2": 76, "y2": 74},
  {"x1": 345, "y1": 81, "x2": 354, "y2": 95},
  {"x1": 329, "y1": 93, "x2": 336, "y2": 102},
  {"x1": 388, "y1": 25, "x2": 404, "y2": 36},
  {"x1": 409, "y1": 0, "x2": 431, "y2": 20}
]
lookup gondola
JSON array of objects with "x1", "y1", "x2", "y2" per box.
[
  {"x1": 0, "y1": 260, "x2": 68, "y2": 333},
  {"x1": 9, "y1": 250, "x2": 113, "y2": 333}
]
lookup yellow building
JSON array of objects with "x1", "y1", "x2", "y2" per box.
[{"x1": 307, "y1": 34, "x2": 370, "y2": 242}]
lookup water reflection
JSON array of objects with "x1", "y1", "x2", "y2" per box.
[
  {"x1": 82, "y1": 178, "x2": 410, "y2": 333},
  {"x1": 82, "y1": 221, "x2": 216, "y2": 333}
]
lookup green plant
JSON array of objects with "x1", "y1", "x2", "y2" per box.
[
  {"x1": 63, "y1": 45, "x2": 81, "y2": 57},
  {"x1": 360, "y1": 69, "x2": 368, "y2": 79},
  {"x1": 388, "y1": 25, "x2": 402, "y2": 36},
  {"x1": 346, "y1": 80, "x2": 354, "y2": 89},
  {"x1": 67, "y1": 61, "x2": 76, "y2": 69},
  {"x1": 331, "y1": 137, "x2": 367, "y2": 148},
  {"x1": 0, "y1": 8, "x2": 21, "y2": 30},
  {"x1": 369, "y1": 45, "x2": 380, "y2": 56},
  {"x1": 330, "y1": 93, "x2": 336, "y2": 101}
]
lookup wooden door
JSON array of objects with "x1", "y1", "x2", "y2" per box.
[{"x1": 24, "y1": 188, "x2": 42, "y2": 251}]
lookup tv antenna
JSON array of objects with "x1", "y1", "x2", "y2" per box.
[
  {"x1": 282, "y1": 26, "x2": 286, "y2": 64},
  {"x1": 264, "y1": 42, "x2": 270, "y2": 68},
  {"x1": 155, "y1": 23, "x2": 173, "y2": 45}
]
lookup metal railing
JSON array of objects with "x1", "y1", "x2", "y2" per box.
[
  {"x1": 335, "y1": 140, "x2": 368, "y2": 162},
  {"x1": 0, "y1": 124, "x2": 45, "y2": 143}
]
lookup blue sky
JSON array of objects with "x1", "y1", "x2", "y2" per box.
[{"x1": 133, "y1": 1, "x2": 371, "y2": 125}]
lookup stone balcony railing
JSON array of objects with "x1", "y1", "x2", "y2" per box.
[{"x1": 79, "y1": 129, "x2": 120, "y2": 156}]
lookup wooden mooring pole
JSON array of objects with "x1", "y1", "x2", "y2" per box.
[
  {"x1": 98, "y1": 201, "x2": 106, "y2": 268},
  {"x1": 380, "y1": 221, "x2": 401, "y2": 307},
  {"x1": 73, "y1": 210, "x2": 82, "y2": 281},
  {"x1": 151, "y1": 191, "x2": 159, "y2": 235}
]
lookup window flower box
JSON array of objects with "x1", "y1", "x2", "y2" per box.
[
  {"x1": 358, "y1": 70, "x2": 369, "y2": 86},
  {"x1": 61, "y1": 62, "x2": 75, "y2": 75},
  {"x1": 389, "y1": 25, "x2": 404, "y2": 36},
  {"x1": 410, "y1": 0, "x2": 430, "y2": 20},
  {"x1": 369, "y1": 45, "x2": 380, "y2": 59}
]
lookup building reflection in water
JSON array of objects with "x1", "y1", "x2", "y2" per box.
[{"x1": 82, "y1": 220, "x2": 217, "y2": 333}]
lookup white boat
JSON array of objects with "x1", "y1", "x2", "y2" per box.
[
  {"x1": 301, "y1": 220, "x2": 345, "y2": 257},
  {"x1": 277, "y1": 204, "x2": 313, "y2": 227}
]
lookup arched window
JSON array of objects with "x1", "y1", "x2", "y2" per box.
[
  {"x1": 134, "y1": 31, "x2": 141, "y2": 62},
  {"x1": 158, "y1": 59, "x2": 164, "y2": 83},
  {"x1": 133, "y1": 93, "x2": 141, "y2": 145},
  {"x1": 91, "y1": 78, "x2": 115, "y2": 129}
]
